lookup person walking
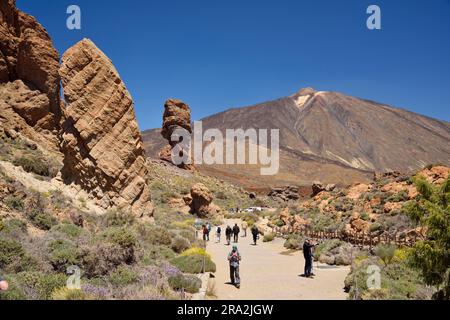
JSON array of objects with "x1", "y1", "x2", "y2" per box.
[
  {"x1": 232, "y1": 223, "x2": 240, "y2": 243},
  {"x1": 202, "y1": 225, "x2": 210, "y2": 242},
  {"x1": 303, "y1": 239, "x2": 317, "y2": 278},
  {"x1": 251, "y1": 224, "x2": 259, "y2": 245},
  {"x1": 241, "y1": 221, "x2": 248, "y2": 237},
  {"x1": 225, "y1": 226, "x2": 232, "y2": 245},
  {"x1": 216, "y1": 226, "x2": 222, "y2": 243},
  {"x1": 228, "y1": 245, "x2": 242, "y2": 288},
  {"x1": 206, "y1": 223, "x2": 212, "y2": 241}
]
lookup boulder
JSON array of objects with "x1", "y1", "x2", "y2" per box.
[
  {"x1": 268, "y1": 185, "x2": 300, "y2": 202},
  {"x1": 0, "y1": 0, "x2": 61, "y2": 151},
  {"x1": 59, "y1": 39, "x2": 153, "y2": 218},
  {"x1": 159, "y1": 98, "x2": 194, "y2": 170},
  {"x1": 190, "y1": 183, "x2": 214, "y2": 217},
  {"x1": 311, "y1": 181, "x2": 326, "y2": 196}
]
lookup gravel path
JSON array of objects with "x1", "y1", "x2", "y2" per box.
[{"x1": 205, "y1": 219, "x2": 350, "y2": 300}]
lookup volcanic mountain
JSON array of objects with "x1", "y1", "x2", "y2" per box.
[{"x1": 143, "y1": 88, "x2": 450, "y2": 192}]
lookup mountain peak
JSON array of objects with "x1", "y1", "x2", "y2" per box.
[{"x1": 296, "y1": 87, "x2": 317, "y2": 96}]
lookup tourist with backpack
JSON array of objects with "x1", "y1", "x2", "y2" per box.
[
  {"x1": 225, "y1": 226, "x2": 232, "y2": 245},
  {"x1": 251, "y1": 225, "x2": 259, "y2": 245},
  {"x1": 232, "y1": 223, "x2": 240, "y2": 243},
  {"x1": 202, "y1": 224, "x2": 210, "y2": 241},
  {"x1": 216, "y1": 226, "x2": 222, "y2": 243},
  {"x1": 228, "y1": 245, "x2": 242, "y2": 288}
]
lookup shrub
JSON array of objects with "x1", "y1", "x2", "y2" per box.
[
  {"x1": 48, "y1": 240, "x2": 81, "y2": 272},
  {"x1": 51, "y1": 223, "x2": 84, "y2": 239},
  {"x1": 141, "y1": 245, "x2": 176, "y2": 265},
  {"x1": 23, "y1": 193, "x2": 57, "y2": 230},
  {"x1": 13, "y1": 272, "x2": 67, "y2": 300},
  {"x1": 263, "y1": 233, "x2": 275, "y2": 242},
  {"x1": 374, "y1": 244, "x2": 397, "y2": 266},
  {"x1": 136, "y1": 225, "x2": 172, "y2": 246},
  {"x1": 159, "y1": 191, "x2": 180, "y2": 204},
  {"x1": 168, "y1": 274, "x2": 202, "y2": 293},
  {"x1": 0, "y1": 218, "x2": 27, "y2": 234},
  {"x1": 0, "y1": 238, "x2": 25, "y2": 268},
  {"x1": 104, "y1": 227, "x2": 137, "y2": 249},
  {"x1": 110, "y1": 266, "x2": 138, "y2": 286},
  {"x1": 13, "y1": 154, "x2": 50, "y2": 177},
  {"x1": 171, "y1": 236, "x2": 191, "y2": 254},
  {"x1": 283, "y1": 234, "x2": 305, "y2": 250},
  {"x1": 369, "y1": 222, "x2": 383, "y2": 233},
  {"x1": 4, "y1": 196, "x2": 24, "y2": 211},
  {"x1": 81, "y1": 243, "x2": 133, "y2": 277},
  {"x1": 180, "y1": 247, "x2": 210, "y2": 258},
  {"x1": 313, "y1": 239, "x2": 344, "y2": 260},
  {"x1": 275, "y1": 219, "x2": 285, "y2": 227},
  {"x1": 170, "y1": 254, "x2": 216, "y2": 273},
  {"x1": 105, "y1": 209, "x2": 136, "y2": 227},
  {"x1": 51, "y1": 288, "x2": 88, "y2": 300}
]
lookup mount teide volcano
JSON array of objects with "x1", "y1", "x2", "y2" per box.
[{"x1": 143, "y1": 88, "x2": 450, "y2": 191}]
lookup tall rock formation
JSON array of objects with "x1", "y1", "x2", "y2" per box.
[
  {"x1": 0, "y1": 0, "x2": 61, "y2": 151},
  {"x1": 59, "y1": 39, "x2": 153, "y2": 218},
  {"x1": 159, "y1": 98, "x2": 194, "y2": 170}
]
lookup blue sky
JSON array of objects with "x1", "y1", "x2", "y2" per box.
[{"x1": 17, "y1": 0, "x2": 450, "y2": 130}]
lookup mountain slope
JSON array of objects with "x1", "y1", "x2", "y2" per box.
[{"x1": 143, "y1": 88, "x2": 450, "y2": 190}]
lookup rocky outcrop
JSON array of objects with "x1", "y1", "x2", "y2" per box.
[
  {"x1": 268, "y1": 186, "x2": 300, "y2": 202},
  {"x1": 189, "y1": 183, "x2": 219, "y2": 217},
  {"x1": 159, "y1": 98, "x2": 193, "y2": 170},
  {"x1": 0, "y1": 0, "x2": 61, "y2": 151},
  {"x1": 59, "y1": 39, "x2": 153, "y2": 218}
]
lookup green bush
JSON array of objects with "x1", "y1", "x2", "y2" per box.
[
  {"x1": 0, "y1": 218, "x2": 27, "y2": 234},
  {"x1": 105, "y1": 209, "x2": 136, "y2": 227},
  {"x1": 313, "y1": 239, "x2": 343, "y2": 260},
  {"x1": 136, "y1": 224, "x2": 172, "y2": 246},
  {"x1": 48, "y1": 240, "x2": 81, "y2": 272},
  {"x1": 11, "y1": 271, "x2": 67, "y2": 300},
  {"x1": 103, "y1": 227, "x2": 137, "y2": 249},
  {"x1": 263, "y1": 233, "x2": 275, "y2": 242},
  {"x1": 168, "y1": 274, "x2": 202, "y2": 293},
  {"x1": 13, "y1": 154, "x2": 50, "y2": 177},
  {"x1": 51, "y1": 223, "x2": 84, "y2": 239},
  {"x1": 283, "y1": 234, "x2": 305, "y2": 250},
  {"x1": 81, "y1": 243, "x2": 132, "y2": 277},
  {"x1": 32, "y1": 212, "x2": 58, "y2": 230},
  {"x1": 170, "y1": 254, "x2": 216, "y2": 274},
  {"x1": 374, "y1": 244, "x2": 397, "y2": 266},
  {"x1": 110, "y1": 266, "x2": 138, "y2": 286},
  {"x1": 141, "y1": 245, "x2": 176, "y2": 265},
  {"x1": 369, "y1": 222, "x2": 383, "y2": 233},
  {"x1": 51, "y1": 288, "x2": 88, "y2": 300},
  {"x1": 4, "y1": 196, "x2": 24, "y2": 211},
  {"x1": 171, "y1": 236, "x2": 191, "y2": 254},
  {"x1": 0, "y1": 238, "x2": 25, "y2": 268}
]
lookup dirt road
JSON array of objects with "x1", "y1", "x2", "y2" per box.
[{"x1": 205, "y1": 219, "x2": 350, "y2": 300}]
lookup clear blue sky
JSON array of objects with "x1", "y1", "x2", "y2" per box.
[{"x1": 17, "y1": 0, "x2": 450, "y2": 130}]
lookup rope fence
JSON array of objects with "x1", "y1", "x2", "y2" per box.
[{"x1": 272, "y1": 225, "x2": 423, "y2": 250}]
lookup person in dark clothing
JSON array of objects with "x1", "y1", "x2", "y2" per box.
[
  {"x1": 225, "y1": 226, "x2": 233, "y2": 245},
  {"x1": 251, "y1": 225, "x2": 259, "y2": 245},
  {"x1": 228, "y1": 245, "x2": 242, "y2": 288},
  {"x1": 303, "y1": 239, "x2": 317, "y2": 278},
  {"x1": 202, "y1": 225, "x2": 210, "y2": 241},
  {"x1": 232, "y1": 224, "x2": 240, "y2": 243}
]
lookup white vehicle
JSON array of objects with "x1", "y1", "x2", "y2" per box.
[{"x1": 245, "y1": 207, "x2": 263, "y2": 213}]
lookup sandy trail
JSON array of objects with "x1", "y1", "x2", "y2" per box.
[{"x1": 205, "y1": 219, "x2": 350, "y2": 300}]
